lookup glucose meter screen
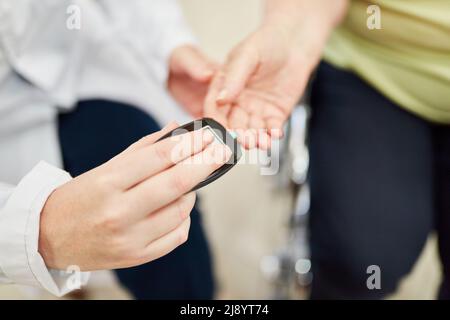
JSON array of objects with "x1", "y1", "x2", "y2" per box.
[{"x1": 204, "y1": 126, "x2": 226, "y2": 145}]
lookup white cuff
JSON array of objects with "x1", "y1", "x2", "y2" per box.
[{"x1": 0, "y1": 161, "x2": 90, "y2": 296}]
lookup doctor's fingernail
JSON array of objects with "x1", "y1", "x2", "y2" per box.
[
  {"x1": 214, "y1": 144, "x2": 232, "y2": 164},
  {"x1": 202, "y1": 128, "x2": 215, "y2": 144}
]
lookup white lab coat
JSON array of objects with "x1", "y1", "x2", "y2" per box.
[{"x1": 0, "y1": 0, "x2": 194, "y2": 296}]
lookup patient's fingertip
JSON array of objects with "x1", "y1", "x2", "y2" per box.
[{"x1": 269, "y1": 128, "x2": 284, "y2": 139}]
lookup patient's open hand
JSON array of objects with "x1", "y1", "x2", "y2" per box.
[
  {"x1": 203, "y1": 25, "x2": 320, "y2": 149},
  {"x1": 168, "y1": 45, "x2": 218, "y2": 118}
]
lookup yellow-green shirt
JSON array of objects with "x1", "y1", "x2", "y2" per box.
[{"x1": 324, "y1": 0, "x2": 450, "y2": 123}]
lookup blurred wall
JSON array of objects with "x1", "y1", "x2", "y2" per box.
[{"x1": 180, "y1": 0, "x2": 262, "y2": 61}]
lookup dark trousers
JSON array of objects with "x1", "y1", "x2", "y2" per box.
[
  {"x1": 58, "y1": 100, "x2": 214, "y2": 299},
  {"x1": 308, "y1": 62, "x2": 450, "y2": 299}
]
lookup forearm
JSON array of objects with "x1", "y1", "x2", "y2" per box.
[{"x1": 263, "y1": 0, "x2": 349, "y2": 67}]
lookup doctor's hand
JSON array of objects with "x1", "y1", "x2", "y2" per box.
[
  {"x1": 168, "y1": 45, "x2": 217, "y2": 118},
  {"x1": 38, "y1": 122, "x2": 231, "y2": 271}
]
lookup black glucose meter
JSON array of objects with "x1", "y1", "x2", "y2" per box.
[{"x1": 157, "y1": 118, "x2": 242, "y2": 191}]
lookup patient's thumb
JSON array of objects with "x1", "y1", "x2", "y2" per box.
[{"x1": 216, "y1": 49, "x2": 258, "y2": 105}]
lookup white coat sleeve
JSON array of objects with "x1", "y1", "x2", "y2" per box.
[
  {"x1": 98, "y1": 0, "x2": 197, "y2": 85},
  {"x1": 0, "y1": 161, "x2": 90, "y2": 296}
]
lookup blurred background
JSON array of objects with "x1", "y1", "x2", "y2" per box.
[{"x1": 0, "y1": 0, "x2": 442, "y2": 300}]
